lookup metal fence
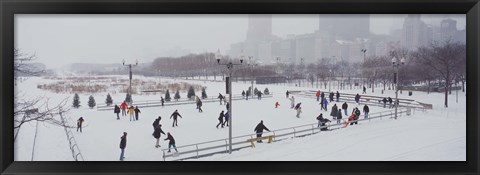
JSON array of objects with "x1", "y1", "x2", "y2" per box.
[
  {"x1": 97, "y1": 94, "x2": 273, "y2": 111},
  {"x1": 291, "y1": 91, "x2": 428, "y2": 110},
  {"x1": 161, "y1": 108, "x2": 409, "y2": 161},
  {"x1": 59, "y1": 113, "x2": 85, "y2": 161}
]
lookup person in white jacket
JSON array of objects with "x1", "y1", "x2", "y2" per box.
[{"x1": 290, "y1": 96, "x2": 295, "y2": 108}]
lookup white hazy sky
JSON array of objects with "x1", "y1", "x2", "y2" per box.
[{"x1": 15, "y1": 14, "x2": 465, "y2": 69}]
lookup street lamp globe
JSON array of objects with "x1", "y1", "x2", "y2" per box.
[
  {"x1": 400, "y1": 57, "x2": 406, "y2": 65},
  {"x1": 216, "y1": 49, "x2": 221, "y2": 63},
  {"x1": 391, "y1": 56, "x2": 397, "y2": 65}
]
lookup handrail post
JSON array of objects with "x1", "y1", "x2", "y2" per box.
[
  {"x1": 225, "y1": 140, "x2": 228, "y2": 153},
  {"x1": 293, "y1": 128, "x2": 296, "y2": 137},
  {"x1": 163, "y1": 150, "x2": 166, "y2": 161},
  {"x1": 196, "y1": 145, "x2": 199, "y2": 159},
  {"x1": 312, "y1": 125, "x2": 314, "y2": 134}
]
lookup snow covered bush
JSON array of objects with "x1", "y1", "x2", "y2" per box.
[
  {"x1": 264, "y1": 88, "x2": 270, "y2": 95},
  {"x1": 73, "y1": 93, "x2": 80, "y2": 108},
  {"x1": 88, "y1": 95, "x2": 96, "y2": 108},
  {"x1": 105, "y1": 93, "x2": 113, "y2": 106},
  {"x1": 187, "y1": 86, "x2": 195, "y2": 100},
  {"x1": 174, "y1": 90, "x2": 181, "y2": 101},
  {"x1": 201, "y1": 87, "x2": 207, "y2": 99},
  {"x1": 165, "y1": 89, "x2": 171, "y2": 101},
  {"x1": 125, "y1": 93, "x2": 132, "y2": 104}
]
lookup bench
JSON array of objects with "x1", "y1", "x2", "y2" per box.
[{"x1": 247, "y1": 135, "x2": 275, "y2": 148}]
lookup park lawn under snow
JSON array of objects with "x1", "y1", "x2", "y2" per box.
[{"x1": 14, "y1": 75, "x2": 466, "y2": 161}]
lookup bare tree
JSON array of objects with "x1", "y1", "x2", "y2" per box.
[
  {"x1": 411, "y1": 41, "x2": 466, "y2": 108},
  {"x1": 14, "y1": 49, "x2": 44, "y2": 81},
  {"x1": 14, "y1": 49, "x2": 73, "y2": 142}
]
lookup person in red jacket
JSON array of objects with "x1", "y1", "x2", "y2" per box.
[
  {"x1": 120, "y1": 101, "x2": 128, "y2": 116},
  {"x1": 315, "y1": 90, "x2": 321, "y2": 102},
  {"x1": 275, "y1": 101, "x2": 280, "y2": 108}
]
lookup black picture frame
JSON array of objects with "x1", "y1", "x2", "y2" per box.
[{"x1": 1, "y1": 0, "x2": 478, "y2": 174}]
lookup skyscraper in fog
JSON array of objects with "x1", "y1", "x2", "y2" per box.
[
  {"x1": 244, "y1": 14, "x2": 273, "y2": 63},
  {"x1": 318, "y1": 14, "x2": 370, "y2": 40},
  {"x1": 401, "y1": 14, "x2": 429, "y2": 51},
  {"x1": 246, "y1": 14, "x2": 272, "y2": 42}
]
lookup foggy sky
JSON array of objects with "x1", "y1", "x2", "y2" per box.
[{"x1": 15, "y1": 14, "x2": 465, "y2": 69}]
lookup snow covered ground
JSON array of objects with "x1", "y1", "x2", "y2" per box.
[{"x1": 14, "y1": 75, "x2": 466, "y2": 161}]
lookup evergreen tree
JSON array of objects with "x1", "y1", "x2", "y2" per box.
[
  {"x1": 254, "y1": 87, "x2": 259, "y2": 95},
  {"x1": 165, "y1": 89, "x2": 171, "y2": 101},
  {"x1": 187, "y1": 86, "x2": 195, "y2": 100},
  {"x1": 73, "y1": 93, "x2": 81, "y2": 108},
  {"x1": 264, "y1": 88, "x2": 270, "y2": 95},
  {"x1": 105, "y1": 93, "x2": 113, "y2": 106},
  {"x1": 88, "y1": 95, "x2": 96, "y2": 108},
  {"x1": 201, "y1": 87, "x2": 207, "y2": 99},
  {"x1": 125, "y1": 93, "x2": 132, "y2": 104},
  {"x1": 174, "y1": 90, "x2": 181, "y2": 101}
]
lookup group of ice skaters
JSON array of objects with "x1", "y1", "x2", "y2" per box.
[
  {"x1": 283, "y1": 90, "x2": 371, "y2": 131},
  {"x1": 119, "y1": 109, "x2": 183, "y2": 161},
  {"x1": 113, "y1": 101, "x2": 141, "y2": 121}
]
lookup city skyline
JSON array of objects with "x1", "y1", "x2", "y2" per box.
[{"x1": 15, "y1": 14, "x2": 465, "y2": 69}]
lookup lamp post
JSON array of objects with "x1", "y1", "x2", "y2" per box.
[
  {"x1": 123, "y1": 59, "x2": 138, "y2": 105},
  {"x1": 248, "y1": 56, "x2": 256, "y2": 99},
  {"x1": 216, "y1": 49, "x2": 243, "y2": 154},
  {"x1": 329, "y1": 69, "x2": 332, "y2": 92},
  {"x1": 392, "y1": 56, "x2": 405, "y2": 120},
  {"x1": 361, "y1": 49, "x2": 367, "y2": 63}
]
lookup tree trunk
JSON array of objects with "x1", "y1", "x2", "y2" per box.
[
  {"x1": 444, "y1": 84, "x2": 448, "y2": 108},
  {"x1": 372, "y1": 81, "x2": 374, "y2": 93},
  {"x1": 449, "y1": 83, "x2": 452, "y2": 94},
  {"x1": 427, "y1": 80, "x2": 430, "y2": 94},
  {"x1": 462, "y1": 79, "x2": 465, "y2": 92}
]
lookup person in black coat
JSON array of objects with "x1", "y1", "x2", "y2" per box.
[
  {"x1": 216, "y1": 111, "x2": 225, "y2": 128},
  {"x1": 254, "y1": 120, "x2": 270, "y2": 143},
  {"x1": 363, "y1": 105, "x2": 370, "y2": 119},
  {"x1": 170, "y1": 110, "x2": 182, "y2": 127},
  {"x1": 321, "y1": 92, "x2": 325, "y2": 101},
  {"x1": 152, "y1": 116, "x2": 161, "y2": 134},
  {"x1": 257, "y1": 91, "x2": 262, "y2": 100},
  {"x1": 355, "y1": 94, "x2": 361, "y2": 104},
  {"x1": 197, "y1": 99, "x2": 203, "y2": 112},
  {"x1": 161, "y1": 97, "x2": 165, "y2": 107},
  {"x1": 316, "y1": 114, "x2": 331, "y2": 130},
  {"x1": 329, "y1": 92, "x2": 334, "y2": 102},
  {"x1": 226, "y1": 102, "x2": 230, "y2": 111},
  {"x1": 336, "y1": 109, "x2": 343, "y2": 124},
  {"x1": 119, "y1": 132, "x2": 127, "y2": 161},
  {"x1": 77, "y1": 117, "x2": 84, "y2": 132},
  {"x1": 153, "y1": 124, "x2": 166, "y2": 148},
  {"x1": 134, "y1": 106, "x2": 141, "y2": 120},
  {"x1": 114, "y1": 104, "x2": 121, "y2": 120},
  {"x1": 388, "y1": 97, "x2": 393, "y2": 108},
  {"x1": 342, "y1": 102, "x2": 348, "y2": 116},
  {"x1": 218, "y1": 93, "x2": 224, "y2": 105},
  {"x1": 286, "y1": 90, "x2": 290, "y2": 98},
  {"x1": 223, "y1": 111, "x2": 230, "y2": 127},
  {"x1": 164, "y1": 132, "x2": 178, "y2": 153},
  {"x1": 242, "y1": 90, "x2": 246, "y2": 98},
  {"x1": 336, "y1": 91, "x2": 340, "y2": 102},
  {"x1": 382, "y1": 97, "x2": 388, "y2": 108},
  {"x1": 330, "y1": 104, "x2": 338, "y2": 119}
]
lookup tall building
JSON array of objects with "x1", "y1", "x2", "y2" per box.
[
  {"x1": 318, "y1": 14, "x2": 370, "y2": 40},
  {"x1": 401, "y1": 14, "x2": 429, "y2": 51},
  {"x1": 246, "y1": 14, "x2": 272, "y2": 42},
  {"x1": 244, "y1": 14, "x2": 273, "y2": 63}
]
